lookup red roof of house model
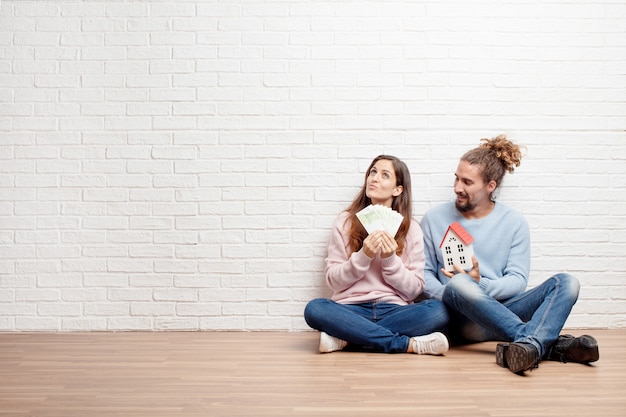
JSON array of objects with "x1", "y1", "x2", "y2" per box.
[{"x1": 439, "y1": 221, "x2": 474, "y2": 248}]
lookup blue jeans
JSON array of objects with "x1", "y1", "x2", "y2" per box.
[
  {"x1": 442, "y1": 273, "x2": 580, "y2": 358},
  {"x1": 304, "y1": 298, "x2": 449, "y2": 353}
]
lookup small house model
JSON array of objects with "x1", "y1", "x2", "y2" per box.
[{"x1": 439, "y1": 222, "x2": 474, "y2": 272}]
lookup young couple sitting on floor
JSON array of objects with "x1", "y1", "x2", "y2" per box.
[{"x1": 304, "y1": 136, "x2": 599, "y2": 375}]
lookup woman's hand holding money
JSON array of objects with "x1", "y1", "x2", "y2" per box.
[{"x1": 363, "y1": 230, "x2": 397, "y2": 258}]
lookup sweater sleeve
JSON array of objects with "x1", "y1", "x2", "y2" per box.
[
  {"x1": 324, "y1": 213, "x2": 373, "y2": 292},
  {"x1": 420, "y1": 211, "x2": 447, "y2": 300}
]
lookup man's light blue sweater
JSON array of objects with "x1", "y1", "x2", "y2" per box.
[{"x1": 421, "y1": 200, "x2": 531, "y2": 301}]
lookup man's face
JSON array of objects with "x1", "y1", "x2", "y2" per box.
[{"x1": 453, "y1": 160, "x2": 495, "y2": 214}]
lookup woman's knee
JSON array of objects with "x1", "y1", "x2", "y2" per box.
[
  {"x1": 303, "y1": 298, "x2": 331, "y2": 327},
  {"x1": 425, "y1": 299, "x2": 451, "y2": 329}
]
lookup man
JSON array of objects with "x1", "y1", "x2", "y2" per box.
[{"x1": 420, "y1": 135, "x2": 599, "y2": 374}]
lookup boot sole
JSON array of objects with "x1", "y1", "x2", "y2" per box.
[
  {"x1": 496, "y1": 343, "x2": 509, "y2": 368},
  {"x1": 506, "y1": 343, "x2": 538, "y2": 374}
]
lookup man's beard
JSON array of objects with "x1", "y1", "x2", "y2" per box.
[{"x1": 455, "y1": 194, "x2": 475, "y2": 213}]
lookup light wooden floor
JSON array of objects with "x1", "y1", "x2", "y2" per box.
[{"x1": 0, "y1": 330, "x2": 624, "y2": 417}]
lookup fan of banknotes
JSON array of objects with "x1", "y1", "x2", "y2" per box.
[{"x1": 356, "y1": 204, "x2": 404, "y2": 237}]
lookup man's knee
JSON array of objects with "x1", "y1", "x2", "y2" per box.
[
  {"x1": 553, "y1": 272, "x2": 580, "y2": 299},
  {"x1": 443, "y1": 273, "x2": 479, "y2": 302}
]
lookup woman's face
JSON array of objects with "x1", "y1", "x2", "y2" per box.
[{"x1": 365, "y1": 159, "x2": 403, "y2": 207}]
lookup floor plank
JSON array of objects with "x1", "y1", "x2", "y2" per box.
[{"x1": 0, "y1": 330, "x2": 624, "y2": 416}]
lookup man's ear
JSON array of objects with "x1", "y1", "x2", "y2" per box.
[
  {"x1": 487, "y1": 180, "x2": 497, "y2": 193},
  {"x1": 392, "y1": 185, "x2": 403, "y2": 197}
]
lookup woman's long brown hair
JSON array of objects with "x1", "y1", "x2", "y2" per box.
[{"x1": 343, "y1": 155, "x2": 413, "y2": 255}]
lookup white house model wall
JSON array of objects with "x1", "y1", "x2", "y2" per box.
[{"x1": 440, "y1": 222, "x2": 475, "y2": 272}]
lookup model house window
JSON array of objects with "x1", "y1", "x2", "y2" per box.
[{"x1": 445, "y1": 246, "x2": 452, "y2": 254}]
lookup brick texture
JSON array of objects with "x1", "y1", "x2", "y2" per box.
[{"x1": 1, "y1": 1, "x2": 625, "y2": 331}]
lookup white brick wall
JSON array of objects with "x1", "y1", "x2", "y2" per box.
[{"x1": 1, "y1": 0, "x2": 625, "y2": 331}]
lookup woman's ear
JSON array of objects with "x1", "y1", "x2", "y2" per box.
[{"x1": 392, "y1": 185, "x2": 403, "y2": 197}]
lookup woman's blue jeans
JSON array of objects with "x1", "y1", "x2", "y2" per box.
[
  {"x1": 442, "y1": 272, "x2": 580, "y2": 358},
  {"x1": 304, "y1": 298, "x2": 449, "y2": 353}
]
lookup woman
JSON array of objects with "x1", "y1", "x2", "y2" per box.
[{"x1": 304, "y1": 155, "x2": 450, "y2": 354}]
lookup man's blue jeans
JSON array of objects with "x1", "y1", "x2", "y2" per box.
[
  {"x1": 304, "y1": 298, "x2": 449, "y2": 353},
  {"x1": 442, "y1": 272, "x2": 580, "y2": 358}
]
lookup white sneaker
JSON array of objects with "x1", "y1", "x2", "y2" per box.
[
  {"x1": 318, "y1": 332, "x2": 348, "y2": 353},
  {"x1": 411, "y1": 332, "x2": 449, "y2": 355}
]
